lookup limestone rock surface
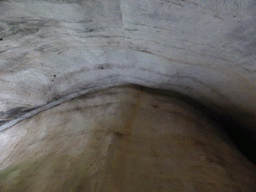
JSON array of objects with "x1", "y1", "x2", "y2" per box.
[
  {"x1": 0, "y1": 0, "x2": 256, "y2": 191},
  {"x1": 0, "y1": 0, "x2": 256, "y2": 132}
]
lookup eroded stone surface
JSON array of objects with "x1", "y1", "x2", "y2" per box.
[
  {"x1": 0, "y1": 0, "x2": 256, "y2": 191},
  {"x1": 0, "y1": 86, "x2": 255, "y2": 191},
  {"x1": 0, "y1": 0, "x2": 256, "y2": 133}
]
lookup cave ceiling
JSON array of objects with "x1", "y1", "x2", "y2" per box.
[{"x1": 0, "y1": 0, "x2": 255, "y2": 136}]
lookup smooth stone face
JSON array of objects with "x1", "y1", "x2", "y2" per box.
[{"x1": 0, "y1": 86, "x2": 255, "y2": 191}]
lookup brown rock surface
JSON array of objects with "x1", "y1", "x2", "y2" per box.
[{"x1": 0, "y1": 86, "x2": 255, "y2": 191}]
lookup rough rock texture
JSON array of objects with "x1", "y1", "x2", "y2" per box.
[
  {"x1": 0, "y1": 0, "x2": 256, "y2": 191},
  {"x1": 0, "y1": 86, "x2": 256, "y2": 191}
]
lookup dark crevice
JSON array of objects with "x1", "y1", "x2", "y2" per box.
[
  {"x1": 1, "y1": 106, "x2": 40, "y2": 120},
  {"x1": 138, "y1": 85, "x2": 256, "y2": 165}
]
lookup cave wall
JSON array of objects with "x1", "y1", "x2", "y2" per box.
[{"x1": 0, "y1": 0, "x2": 256, "y2": 191}]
